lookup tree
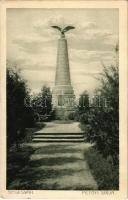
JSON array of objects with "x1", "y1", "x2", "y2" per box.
[
  {"x1": 78, "y1": 90, "x2": 90, "y2": 114},
  {"x1": 7, "y1": 66, "x2": 35, "y2": 150},
  {"x1": 31, "y1": 86, "x2": 52, "y2": 118}
]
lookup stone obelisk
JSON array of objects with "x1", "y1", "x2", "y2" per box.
[{"x1": 52, "y1": 26, "x2": 75, "y2": 119}]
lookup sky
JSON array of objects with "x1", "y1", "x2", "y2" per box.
[{"x1": 7, "y1": 8, "x2": 119, "y2": 96}]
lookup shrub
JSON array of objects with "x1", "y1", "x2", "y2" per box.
[
  {"x1": 79, "y1": 46, "x2": 119, "y2": 165},
  {"x1": 79, "y1": 113, "x2": 89, "y2": 124},
  {"x1": 67, "y1": 112, "x2": 76, "y2": 120}
]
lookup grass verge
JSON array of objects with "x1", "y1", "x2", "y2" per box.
[
  {"x1": 7, "y1": 145, "x2": 35, "y2": 189},
  {"x1": 7, "y1": 123, "x2": 45, "y2": 189},
  {"x1": 84, "y1": 147, "x2": 119, "y2": 190}
]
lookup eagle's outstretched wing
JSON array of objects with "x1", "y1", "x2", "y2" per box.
[
  {"x1": 62, "y1": 26, "x2": 75, "y2": 33},
  {"x1": 51, "y1": 26, "x2": 62, "y2": 32}
]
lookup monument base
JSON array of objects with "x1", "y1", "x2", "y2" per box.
[
  {"x1": 54, "y1": 107, "x2": 76, "y2": 120},
  {"x1": 52, "y1": 85, "x2": 75, "y2": 120}
]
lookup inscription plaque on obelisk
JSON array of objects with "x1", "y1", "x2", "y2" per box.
[{"x1": 52, "y1": 25, "x2": 75, "y2": 119}]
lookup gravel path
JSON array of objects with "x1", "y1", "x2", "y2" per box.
[{"x1": 8, "y1": 122, "x2": 98, "y2": 190}]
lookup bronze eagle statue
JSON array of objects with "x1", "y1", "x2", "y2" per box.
[{"x1": 51, "y1": 25, "x2": 75, "y2": 37}]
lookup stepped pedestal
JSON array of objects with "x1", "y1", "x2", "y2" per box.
[
  {"x1": 32, "y1": 133, "x2": 84, "y2": 143},
  {"x1": 32, "y1": 122, "x2": 84, "y2": 143}
]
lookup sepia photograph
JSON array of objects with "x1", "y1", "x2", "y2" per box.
[
  {"x1": 0, "y1": 1, "x2": 127, "y2": 199},
  {"x1": 6, "y1": 8, "x2": 119, "y2": 190}
]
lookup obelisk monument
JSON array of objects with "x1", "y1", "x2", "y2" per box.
[{"x1": 52, "y1": 25, "x2": 75, "y2": 119}]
